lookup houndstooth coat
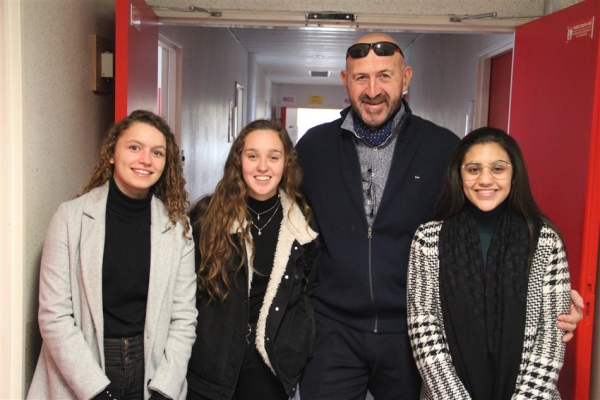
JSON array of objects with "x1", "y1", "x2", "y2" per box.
[{"x1": 407, "y1": 221, "x2": 571, "y2": 399}]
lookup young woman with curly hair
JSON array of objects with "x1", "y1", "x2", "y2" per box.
[
  {"x1": 186, "y1": 119, "x2": 320, "y2": 400},
  {"x1": 28, "y1": 110, "x2": 198, "y2": 400}
]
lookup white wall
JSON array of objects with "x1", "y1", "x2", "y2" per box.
[
  {"x1": 19, "y1": 0, "x2": 116, "y2": 393},
  {"x1": 405, "y1": 33, "x2": 513, "y2": 137}
]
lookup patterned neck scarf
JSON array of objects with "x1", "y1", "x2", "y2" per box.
[{"x1": 353, "y1": 115, "x2": 394, "y2": 147}]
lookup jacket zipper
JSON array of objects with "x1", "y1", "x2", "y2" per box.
[{"x1": 368, "y1": 226, "x2": 378, "y2": 333}]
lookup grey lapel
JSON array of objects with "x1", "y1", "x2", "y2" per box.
[
  {"x1": 79, "y1": 184, "x2": 110, "y2": 345},
  {"x1": 144, "y1": 195, "x2": 175, "y2": 365}
]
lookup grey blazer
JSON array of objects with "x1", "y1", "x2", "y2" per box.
[{"x1": 28, "y1": 182, "x2": 198, "y2": 400}]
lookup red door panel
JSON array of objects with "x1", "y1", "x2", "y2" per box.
[
  {"x1": 115, "y1": 0, "x2": 158, "y2": 121},
  {"x1": 487, "y1": 50, "x2": 512, "y2": 131},
  {"x1": 510, "y1": 1, "x2": 600, "y2": 398}
]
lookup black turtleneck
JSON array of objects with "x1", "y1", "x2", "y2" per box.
[
  {"x1": 467, "y1": 199, "x2": 508, "y2": 269},
  {"x1": 246, "y1": 193, "x2": 282, "y2": 324},
  {"x1": 102, "y1": 177, "x2": 152, "y2": 338}
]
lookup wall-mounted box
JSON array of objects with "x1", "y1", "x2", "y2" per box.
[{"x1": 92, "y1": 34, "x2": 114, "y2": 93}]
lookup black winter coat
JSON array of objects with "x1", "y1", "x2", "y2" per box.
[{"x1": 186, "y1": 190, "x2": 320, "y2": 399}]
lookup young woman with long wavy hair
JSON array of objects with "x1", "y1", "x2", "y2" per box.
[
  {"x1": 186, "y1": 119, "x2": 320, "y2": 400},
  {"x1": 28, "y1": 110, "x2": 197, "y2": 400}
]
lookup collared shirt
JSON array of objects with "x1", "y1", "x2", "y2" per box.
[{"x1": 341, "y1": 105, "x2": 406, "y2": 225}]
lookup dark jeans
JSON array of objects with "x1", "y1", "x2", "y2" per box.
[
  {"x1": 104, "y1": 335, "x2": 145, "y2": 400},
  {"x1": 300, "y1": 312, "x2": 421, "y2": 400}
]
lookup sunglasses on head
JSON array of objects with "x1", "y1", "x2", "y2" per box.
[{"x1": 346, "y1": 41, "x2": 404, "y2": 59}]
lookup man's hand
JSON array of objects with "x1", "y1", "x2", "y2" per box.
[{"x1": 557, "y1": 289, "x2": 584, "y2": 343}]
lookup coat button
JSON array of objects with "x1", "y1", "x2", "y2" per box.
[
  {"x1": 294, "y1": 246, "x2": 298, "y2": 250},
  {"x1": 275, "y1": 307, "x2": 279, "y2": 311},
  {"x1": 285, "y1": 275, "x2": 289, "y2": 279}
]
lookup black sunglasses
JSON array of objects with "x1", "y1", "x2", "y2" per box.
[{"x1": 346, "y1": 41, "x2": 404, "y2": 59}]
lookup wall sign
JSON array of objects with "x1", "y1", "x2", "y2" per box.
[
  {"x1": 281, "y1": 95, "x2": 296, "y2": 105},
  {"x1": 567, "y1": 17, "x2": 594, "y2": 43},
  {"x1": 308, "y1": 95, "x2": 323, "y2": 105}
]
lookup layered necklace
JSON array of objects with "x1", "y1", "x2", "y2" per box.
[{"x1": 247, "y1": 196, "x2": 281, "y2": 236}]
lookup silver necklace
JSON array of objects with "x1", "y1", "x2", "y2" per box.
[
  {"x1": 246, "y1": 195, "x2": 280, "y2": 221},
  {"x1": 250, "y1": 201, "x2": 280, "y2": 235}
]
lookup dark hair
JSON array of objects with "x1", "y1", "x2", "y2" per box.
[
  {"x1": 434, "y1": 127, "x2": 562, "y2": 261},
  {"x1": 82, "y1": 110, "x2": 190, "y2": 236},
  {"x1": 190, "y1": 119, "x2": 311, "y2": 301}
]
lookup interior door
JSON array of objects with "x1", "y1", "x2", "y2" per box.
[
  {"x1": 509, "y1": 1, "x2": 600, "y2": 398},
  {"x1": 115, "y1": 0, "x2": 158, "y2": 121},
  {"x1": 487, "y1": 50, "x2": 512, "y2": 131}
]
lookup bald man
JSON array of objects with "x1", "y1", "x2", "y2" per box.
[
  {"x1": 295, "y1": 33, "x2": 582, "y2": 399},
  {"x1": 295, "y1": 33, "x2": 450, "y2": 399}
]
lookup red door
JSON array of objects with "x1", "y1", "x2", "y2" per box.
[
  {"x1": 115, "y1": 0, "x2": 158, "y2": 121},
  {"x1": 509, "y1": 1, "x2": 600, "y2": 398},
  {"x1": 487, "y1": 50, "x2": 512, "y2": 131}
]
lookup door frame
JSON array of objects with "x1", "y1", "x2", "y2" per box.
[
  {"x1": 474, "y1": 36, "x2": 514, "y2": 130},
  {"x1": 0, "y1": 0, "x2": 25, "y2": 398},
  {"x1": 158, "y1": 33, "x2": 183, "y2": 146}
]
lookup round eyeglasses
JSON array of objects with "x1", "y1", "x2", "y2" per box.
[{"x1": 461, "y1": 160, "x2": 512, "y2": 180}]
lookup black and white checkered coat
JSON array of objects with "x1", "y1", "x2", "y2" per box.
[{"x1": 407, "y1": 221, "x2": 571, "y2": 399}]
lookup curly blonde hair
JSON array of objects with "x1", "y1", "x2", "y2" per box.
[
  {"x1": 82, "y1": 110, "x2": 190, "y2": 237},
  {"x1": 189, "y1": 119, "x2": 311, "y2": 301}
]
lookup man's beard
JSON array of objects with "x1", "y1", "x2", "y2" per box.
[{"x1": 353, "y1": 93, "x2": 401, "y2": 130}]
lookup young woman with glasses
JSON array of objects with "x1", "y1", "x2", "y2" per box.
[
  {"x1": 407, "y1": 127, "x2": 571, "y2": 399},
  {"x1": 28, "y1": 110, "x2": 198, "y2": 400},
  {"x1": 186, "y1": 119, "x2": 319, "y2": 400}
]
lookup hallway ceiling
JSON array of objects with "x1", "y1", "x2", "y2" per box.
[
  {"x1": 226, "y1": 28, "x2": 422, "y2": 86},
  {"x1": 146, "y1": 0, "x2": 561, "y2": 85}
]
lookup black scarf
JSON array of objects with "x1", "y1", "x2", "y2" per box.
[{"x1": 439, "y1": 205, "x2": 539, "y2": 400}]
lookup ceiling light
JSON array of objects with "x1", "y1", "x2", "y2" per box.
[
  {"x1": 306, "y1": 12, "x2": 356, "y2": 21},
  {"x1": 450, "y1": 12, "x2": 497, "y2": 22}
]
